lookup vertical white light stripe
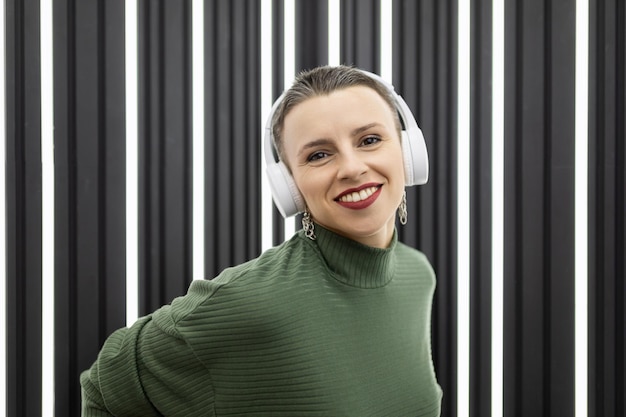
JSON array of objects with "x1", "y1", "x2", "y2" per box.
[
  {"x1": 457, "y1": 0, "x2": 471, "y2": 416},
  {"x1": 125, "y1": 0, "x2": 139, "y2": 326},
  {"x1": 40, "y1": 0, "x2": 55, "y2": 415},
  {"x1": 192, "y1": 0, "x2": 205, "y2": 280},
  {"x1": 379, "y1": 0, "x2": 393, "y2": 82},
  {"x1": 328, "y1": 0, "x2": 340, "y2": 66},
  {"x1": 283, "y1": 0, "x2": 296, "y2": 240},
  {"x1": 0, "y1": 0, "x2": 6, "y2": 414},
  {"x1": 261, "y1": 0, "x2": 274, "y2": 251},
  {"x1": 491, "y1": 0, "x2": 505, "y2": 415},
  {"x1": 574, "y1": 0, "x2": 589, "y2": 415},
  {"x1": 283, "y1": 0, "x2": 295, "y2": 99}
]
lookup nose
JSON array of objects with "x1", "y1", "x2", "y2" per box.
[{"x1": 336, "y1": 150, "x2": 368, "y2": 180}]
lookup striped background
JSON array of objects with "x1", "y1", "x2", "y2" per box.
[{"x1": 2, "y1": 0, "x2": 625, "y2": 416}]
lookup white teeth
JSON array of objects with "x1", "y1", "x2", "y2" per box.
[{"x1": 338, "y1": 186, "x2": 379, "y2": 203}]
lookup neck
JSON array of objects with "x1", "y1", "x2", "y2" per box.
[
  {"x1": 310, "y1": 224, "x2": 398, "y2": 288},
  {"x1": 326, "y1": 217, "x2": 397, "y2": 249}
]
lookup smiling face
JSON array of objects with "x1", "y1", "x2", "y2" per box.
[{"x1": 282, "y1": 86, "x2": 406, "y2": 248}]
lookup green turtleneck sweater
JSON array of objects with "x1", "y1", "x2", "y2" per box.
[{"x1": 81, "y1": 226, "x2": 442, "y2": 416}]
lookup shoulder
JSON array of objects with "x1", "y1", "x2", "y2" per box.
[
  {"x1": 394, "y1": 242, "x2": 436, "y2": 287},
  {"x1": 396, "y1": 242, "x2": 434, "y2": 270},
  {"x1": 215, "y1": 231, "x2": 314, "y2": 286},
  {"x1": 157, "y1": 232, "x2": 315, "y2": 326}
]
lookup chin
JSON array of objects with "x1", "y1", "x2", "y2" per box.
[
  {"x1": 336, "y1": 222, "x2": 390, "y2": 241},
  {"x1": 315, "y1": 210, "x2": 396, "y2": 240}
]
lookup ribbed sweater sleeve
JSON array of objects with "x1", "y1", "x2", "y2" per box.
[
  {"x1": 80, "y1": 287, "x2": 218, "y2": 416},
  {"x1": 80, "y1": 317, "x2": 163, "y2": 416}
]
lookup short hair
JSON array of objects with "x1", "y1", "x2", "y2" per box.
[{"x1": 271, "y1": 65, "x2": 402, "y2": 162}]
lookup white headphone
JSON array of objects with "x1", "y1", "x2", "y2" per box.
[{"x1": 264, "y1": 68, "x2": 429, "y2": 218}]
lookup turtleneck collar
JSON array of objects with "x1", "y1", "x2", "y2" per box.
[{"x1": 302, "y1": 223, "x2": 398, "y2": 289}]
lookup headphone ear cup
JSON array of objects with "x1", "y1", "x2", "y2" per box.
[
  {"x1": 401, "y1": 128, "x2": 429, "y2": 186},
  {"x1": 265, "y1": 161, "x2": 305, "y2": 218}
]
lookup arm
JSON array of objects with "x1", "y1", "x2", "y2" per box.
[
  {"x1": 80, "y1": 307, "x2": 215, "y2": 416},
  {"x1": 80, "y1": 317, "x2": 161, "y2": 416}
]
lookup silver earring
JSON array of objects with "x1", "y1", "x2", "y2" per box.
[
  {"x1": 302, "y1": 210, "x2": 316, "y2": 240},
  {"x1": 398, "y1": 191, "x2": 408, "y2": 225}
]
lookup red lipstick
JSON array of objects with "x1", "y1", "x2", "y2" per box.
[{"x1": 335, "y1": 183, "x2": 382, "y2": 210}]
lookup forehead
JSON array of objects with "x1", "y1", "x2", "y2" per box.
[{"x1": 284, "y1": 86, "x2": 396, "y2": 130}]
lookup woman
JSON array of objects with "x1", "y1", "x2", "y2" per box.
[{"x1": 81, "y1": 65, "x2": 442, "y2": 416}]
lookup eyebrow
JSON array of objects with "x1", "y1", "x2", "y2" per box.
[
  {"x1": 351, "y1": 122, "x2": 380, "y2": 136},
  {"x1": 296, "y1": 123, "x2": 382, "y2": 157},
  {"x1": 297, "y1": 138, "x2": 334, "y2": 157}
]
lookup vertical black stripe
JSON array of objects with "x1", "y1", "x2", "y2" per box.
[
  {"x1": 542, "y1": 2, "x2": 552, "y2": 413},
  {"x1": 214, "y1": 0, "x2": 232, "y2": 273},
  {"x1": 589, "y1": 1, "x2": 601, "y2": 414},
  {"x1": 53, "y1": 0, "x2": 77, "y2": 413},
  {"x1": 232, "y1": 2, "x2": 246, "y2": 265},
  {"x1": 138, "y1": 0, "x2": 152, "y2": 312},
  {"x1": 469, "y1": 0, "x2": 493, "y2": 414},
  {"x1": 614, "y1": 0, "x2": 625, "y2": 414},
  {"x1": 504, "y1": 0, "x2": 577, "y2": 415},
  {"x1": 444, "y1": 2, "x2": 458, "y2": 415},
  {"x1": 204, "y1": 0, "x2": 217, "y2": 270},
  {"x1": 6, "y1": 0, "x2": 43, "y2": 415},
  {"x1": 295, "y1": 0, "x2": 328, "y2": 71},
  {"x1": 590, "y1": 1, "x2": 606, "y2": 413},
  {"x1": 589, "y1": 1, "x2": 626, "y2": 416},
  {"x1": 340, "y1": 0, "x2": 380, "y2": 72},
  {"x1": 97, "y1": 0, "x2": 107, "y2": 347},
  {"x1": 504, "y1": 0, "x2": 523, "y2": 414},
  {"x1": 102, "y1": 0, "x2": 127, "y2": 340},
  {"x1": 203, "y1": 0, "x2": 262, "y2": 277},
  {"x1": 230, "y1": 1, "x2": 261, "y2": 265},
  {"x1": 157, "y1": 0, "x2": 166, "y2": 305},
  {"x1": 138, "y1": 0, "x2": 193, "y2": 311},
  {"x1": 247, "y1": 1, "x2": 262, "y2": 258},
  {"x1": 271, "y1": 0, "x2": 286, "y2": 246},
  {"x1": 549, "y1": 0, "x2": 576, "y2": 414},
  {"x1": 53, "y1": 1, "x2": 126, "y2": 415}
]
